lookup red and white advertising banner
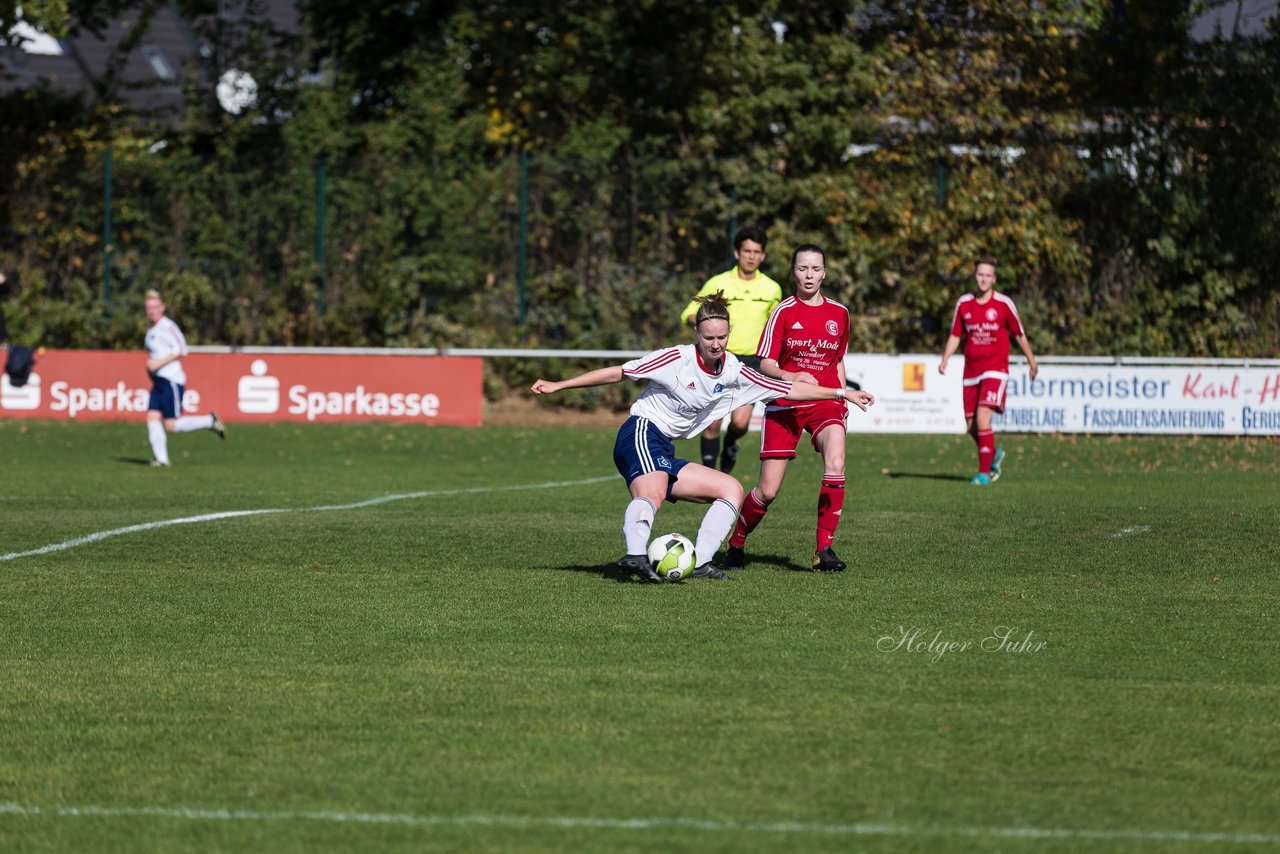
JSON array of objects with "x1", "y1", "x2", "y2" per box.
[
  {"x1": 839, "y1": 354, "x2": 1280, "y2": 435},
  {"x1": 0, "y1": 350, "x2": 483, "y2": 426}
]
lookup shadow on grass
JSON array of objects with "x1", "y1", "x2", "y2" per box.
[
  {"x1": 558, "y1": 562, "x2": 646, "y2": 584},
  {"x1": 115, "y1": 456, "x2": 155, "y2": 466},
  {"x1": 728, "y1": 551, "x2": 806, "y2": 572},
  {"x1": 885, "y1": 471, "x2": 971, "y2": 482}
]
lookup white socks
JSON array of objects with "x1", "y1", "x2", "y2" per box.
[
  {"x1": 147, "y1": 420, "x2": 169, "y2": 465},
  {"x1": 695, "y1": 498, "x2": 739, "y2": 567},
  {"x1": 622, "y1": 498, "x2": 656, "y2": 556},
  {"x1": 174, "y1": 415, "x2": 213, "y2": 433}
]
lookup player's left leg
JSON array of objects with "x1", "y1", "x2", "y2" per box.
[
  {"x1": 670, "y1": 464, "x2": 742, "y2": 579},
  {"x1": 974, "y1": 405, "x2": 996, "y2": 484},
  {"x1": 811, "y1": 419, "x2": 848, "y2": 571}
]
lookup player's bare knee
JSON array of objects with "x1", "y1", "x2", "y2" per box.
[{"x1": 720, "y1": 477, "x2": 744, "y2": 506}]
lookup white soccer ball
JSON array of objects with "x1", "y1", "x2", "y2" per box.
[{"x1": 647, "y1": 532, "x2": 696, "y2": 581}]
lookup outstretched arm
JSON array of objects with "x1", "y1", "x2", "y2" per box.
[
  {"x1": 784, "y1": 380, "x2": 875, "y2": 412},
  {"x1": 1015, "y1": 334, "x2": 1039, "y2": 381},
  {"x1": 531, "y1": 365, "x2": 625, "y2": 395}
]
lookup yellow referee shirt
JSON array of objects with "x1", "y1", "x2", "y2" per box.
[{"x1": 680, "y1": 267, "x2": 783, "y2": 356}]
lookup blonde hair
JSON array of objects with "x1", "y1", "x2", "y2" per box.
[
  {"x1": 144, "y1": 289, "x2": 163, "y2": 301},
  {"x1": 692, "y1": 290, "x2": 731, "y2": 328}
]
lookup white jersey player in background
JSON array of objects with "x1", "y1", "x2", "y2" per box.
[
  {"x1": 531, "y1": 291, "x2": 874, "y2": 583},
  {"x1": 144, "y1": 289, "x2": 226, "y2": 466}
]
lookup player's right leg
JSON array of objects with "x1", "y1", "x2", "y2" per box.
[
  {"x1": 620, "y1": 473, "x2": 668, "y2": 584},
  {"x1": 727, "y1": 458, "x2": 789, "y2": 570},
  {"x1": 612, "y1": 416, "x2": 677, "y2": 583},
  {"x1": 728, "y1": 408, "x2": 799, "y2": 567}
]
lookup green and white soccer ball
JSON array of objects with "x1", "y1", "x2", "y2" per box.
[{"x1": 647, "y1": 532, "x2": 696, "y2": 581}]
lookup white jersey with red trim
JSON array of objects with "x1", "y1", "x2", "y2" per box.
[
  {"x1": 144, "y1": 316, "x2": 189, "y2": 384},
  {"x1": 622, "y1": 345, "x2": 793, "y2": 440}
]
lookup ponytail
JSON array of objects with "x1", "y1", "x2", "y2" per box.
[{"x1": 693, "y1": 290, "x2": 731, "y2": 328}]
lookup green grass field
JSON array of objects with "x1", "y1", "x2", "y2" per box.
[{"x1": 1, "y1": 420, "x2": 1278, "y2": 852}]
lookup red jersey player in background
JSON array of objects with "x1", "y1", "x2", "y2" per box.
[
  {"x1": 938, "y1": 254, "x2": 1038, "y2": 485},
  {"x1": 726, "y1": 244, "x2": 856, "y2": 572}
]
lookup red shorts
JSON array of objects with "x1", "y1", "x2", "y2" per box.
[
  {"x1": 760, "y1": 400, "x2": 849, "y2": 460},
  {"x1": 963, "y1": 375, "x2": 1009, "y2": 419}
]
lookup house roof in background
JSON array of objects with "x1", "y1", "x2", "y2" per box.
[
  {"x1": 1189, "y1": 0, "x2": 1279, "y2": 42},
  {"x1": 1, "y1": 1, "x2": 301, "y2": 117}
]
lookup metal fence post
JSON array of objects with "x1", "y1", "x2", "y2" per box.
[
  {"x1": 316, "y1": 156, "x2": 327, "y2": 316},
  {"x1": 102, "y1": 145, "x2": 113, "y2": 313},
  {"x1": 727, "y1": 185, "x2": 738, "y2": 264},
  {"x1": 518, "y1": 148, "x2": 528, "y2": 327}
]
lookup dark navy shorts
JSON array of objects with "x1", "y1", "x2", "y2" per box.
[
  {"x1": 612, "y1": 415, "x2": 689, "y2": 503},
  {"x1": 736, "y1": 354, "x2": 763, "y2": 372},
  {"x1": 148, "y1": 378, "x2": 185, "y2": 419}
]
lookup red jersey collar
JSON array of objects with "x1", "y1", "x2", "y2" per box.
[{"x1": 695, "y1": 348, "x2": 724, "y2": 376}]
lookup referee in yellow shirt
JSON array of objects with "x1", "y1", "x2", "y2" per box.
[{"x1": 680, "y1": 226, "x2": 783, "y2": 474}]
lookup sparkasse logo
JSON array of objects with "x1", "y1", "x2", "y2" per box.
[
  {"x1": 285, "y1": 384, "x2": 441, "y2": 421},
  {"x1": 0, "y1": 373, "x2": 41, "y2": 409}
]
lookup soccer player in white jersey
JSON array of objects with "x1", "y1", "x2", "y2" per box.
[
  {"x1": 144, "y1": 289, "x2": 226, "y2": 466},
  {"x1": 531, "y1": 291, "x2": 875, "y2": 583},
  {"x1": 938, "y1": 255, "x2": 1038, "y2": 484}
]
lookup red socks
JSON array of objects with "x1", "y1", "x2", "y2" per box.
[
  {"x1": 817, "y1": 475, "x2": 845, "y2": 550},
  {"x1": 977, "y1": 429, "x2": 995, "y2": 474},
  {"x1": 733, "y1": 477, "x2": 847, "y2": 551},
  {"x1": 730, "y1": 488, "x2": 769, "y2": 548}
]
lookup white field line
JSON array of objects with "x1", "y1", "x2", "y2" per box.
[
  {"x1": 0, "y1": 803, "x2": 1277, "y2": 845},
  {"x1": 1113, "y1": 525, "x2": 1153, "y2": 539},
  {"x1": 0, "y1": 476, "x2": 616, "y2": 563}
]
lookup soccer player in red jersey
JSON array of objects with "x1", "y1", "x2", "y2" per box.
[
  {"x1": 938, "y1": 255, "x2": 1039, "y2": 485},
  {"x1": 726, "y1": 244, "x2": 855, "y2": 571}
]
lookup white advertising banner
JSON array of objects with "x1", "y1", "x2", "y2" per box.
[
  {"x1": 842, "y1": 354, "x2": 966, "y2": 433},
  {"x1": 839, "y1": 355, "x2": 1280, "y2": 436}
]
